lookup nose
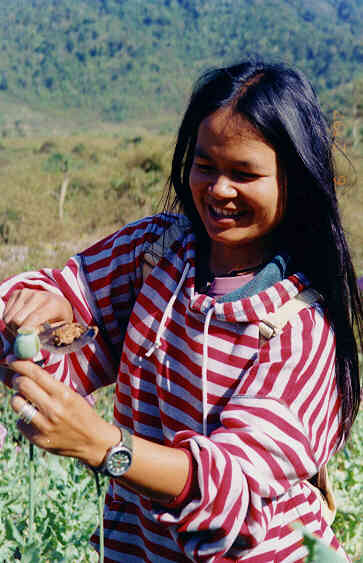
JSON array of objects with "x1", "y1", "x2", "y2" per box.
[{"x1": 208, "y1": 177, "x2": 238, "y2": 199}]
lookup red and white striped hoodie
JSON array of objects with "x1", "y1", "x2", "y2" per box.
[{"x1": 0, "y1": 214, "x2": 348, "y2": 562}]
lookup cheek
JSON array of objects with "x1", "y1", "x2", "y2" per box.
[
  {"x1": 189, "y1": 169, "x2": 200, "y2": 192},
  {"x1": 189, "y1": 173, "x2": 203, "y2": 203},
  {"x1": 261, "y1": 181, "x2": 283, "y2": 218},
  {"x1": 251, "y1": 185, "x2": 282, "y2": 227}
]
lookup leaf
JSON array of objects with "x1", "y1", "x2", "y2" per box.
[
  {"x1": 0, "y1": 544, "x2": 14, "y2": 560},
  {"x1": 21, "y1": 542, "x2": 42, "y2": 563},
  {"x1": 47, "y1": 455, "x2": 69, "y2": 481},
  {"x1": 4, "y1": 517, "x2": 24, "y2": 545},
  {"x1": 78, "y1": 502, "x2": 97, "y2": 523}
]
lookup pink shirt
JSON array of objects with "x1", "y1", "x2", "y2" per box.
[{"x1": 207, "y1": 272, "x2": 256, "y2": 298}]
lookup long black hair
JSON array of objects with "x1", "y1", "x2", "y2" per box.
[{"x1": 166, "y1": 60, "x2": 362, "y2": 444}]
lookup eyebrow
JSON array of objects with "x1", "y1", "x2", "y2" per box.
[{"x1": 194, "y1": 146, "x2": 262, "y2": 170}]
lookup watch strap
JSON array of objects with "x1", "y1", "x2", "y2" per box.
[
  {"x1": 90, "y1": 426, "x2": 133, "y2": 475},
  {"x1": 119, "y1": 426, "x2": 133, "y2": 454}
]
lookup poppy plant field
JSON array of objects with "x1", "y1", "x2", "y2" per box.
[
  {"x1": 0, "y1": 381, "x2": 362, "y2": 562},
  {"x1": 0, "y1": 383, "x2": 110, "y2": 562}
]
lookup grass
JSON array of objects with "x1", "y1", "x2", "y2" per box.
[{"x1": 0, "y1": 128, "x2": 173, "y2": 278}]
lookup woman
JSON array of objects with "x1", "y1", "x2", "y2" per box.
[{"x1": 1, "y1": 61, "x2": 361, "y2": 562}]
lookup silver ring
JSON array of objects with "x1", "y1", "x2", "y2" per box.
[{"x1": 18, "y1": 402, "x2": 38, "y2": 425}]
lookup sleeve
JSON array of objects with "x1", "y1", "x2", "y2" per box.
[
  {"x1": 150, "y1": 304, "x2": 341, "y2": 561},
  {"x1": 0, "y1": 214, "x2": 172, "y2": 394},
  {"x1": 0, "y1": 257, "x2": 117, "y2": 394}
]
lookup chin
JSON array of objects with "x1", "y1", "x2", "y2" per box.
[{"x1": 211, "y1": 231, "x2": 255, "y2": 248}]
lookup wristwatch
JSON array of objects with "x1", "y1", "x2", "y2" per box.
[{"x1": 93, "y1": 427, "x2": 133, "y2": 478}]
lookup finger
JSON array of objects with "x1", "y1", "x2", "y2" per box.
[
  {"x1": 2, "y1": 291, "x2": 18, "y2": 323},
  {"x1": 14, "y1": 409, "x2": 54, "y2": 451},
  {"x1": 4, "y1": 291, "x2": 43, "y2": 329},
  {"x1": 7, "y1": 360, "x2": 63, "y2": 398},
  {"x1": 16, "y1": 297, "x2": 58, "y2": 330},
  {"x1": 3, "y1": 290, "x2": 28, "y2": 327},
  {"x1": 18, "y1": 293, "x2": 73, "y2": 330},
  {"x1": 4, "y1": 290, "x2": 72, "y2": 331},
  {"x1": 11, "y1": 372, "x2": 52, "y2": 415},
  {"x1": 11, "y1": 393, "x2": 49, "y2": 435}
]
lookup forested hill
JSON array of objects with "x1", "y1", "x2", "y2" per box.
[{"x1": 0, "y1": 0, "x2": 362, "y2": 123}]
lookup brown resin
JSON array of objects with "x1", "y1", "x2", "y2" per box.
[{"x1": 52, "y1": 322, "x2": 87, "y2": 347}]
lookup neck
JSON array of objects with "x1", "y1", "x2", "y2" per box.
[
  {"x1": 209, "y1": 241, "x2": 274, "y2": 277},
  {"x1": 220, "y1": 263, "x2": 266, "y2": 277}
]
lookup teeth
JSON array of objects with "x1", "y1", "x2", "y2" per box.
[{"x1": 210, "y1": 205, "x2": 244, "y2": 218}]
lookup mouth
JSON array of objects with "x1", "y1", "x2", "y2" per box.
[{"x1": 209, "y1": 204, "x2": 249, "y2": 220}]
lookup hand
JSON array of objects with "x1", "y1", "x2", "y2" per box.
[
  {"x1": 8, "y1": 360, "x2": 120, "y2": 466},
  {"x1": 3, "y1": 289, "x2": 73, "y2": 333}
]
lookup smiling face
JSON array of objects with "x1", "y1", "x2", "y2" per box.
[{"x1": 189, "y1": 108, "x2": 286, "y2": 274}]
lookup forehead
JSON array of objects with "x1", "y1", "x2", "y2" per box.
[
  {"x1": 197, "y1": 108, "x2": 266, "y2": 143},
  {"x1": 196, "y1": 108, "x2": 277, "y2": 165}
]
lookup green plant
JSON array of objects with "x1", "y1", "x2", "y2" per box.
[
  {"x1": 36, "y1": 141, "x2": 57, "y2": 154},
  {"x1": 330, "y1": 410, "x2": 363, "y2": 561},
  {"x1": 107, "y1": 177, "x2": 132, "y2": 198},
  {"x1": 139, "y1": 156, "x2": 163, "y2": 173},
  {"x1": 72, "y1": 143, "x2": 86, "y2": 156},
  {"x1": 43, "y1": 153, "x2": 69, "y2": 174},
  {"x1": 67, "y1": 178, "x2": 95, "y2": 197},
  {"x1": 0, "y1": 384, "x2": 113, "y2": 561},
  {"x1": 0, "y1": 208, "x2": 20, "y2": 244}
]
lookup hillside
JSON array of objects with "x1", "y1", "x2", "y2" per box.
[{"x1": 0, "y1": 0, "x2": 362, "y2": 128}]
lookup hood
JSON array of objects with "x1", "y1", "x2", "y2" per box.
[{"x1": 189, "y1": 253, "x2": 310, "y2": 323}]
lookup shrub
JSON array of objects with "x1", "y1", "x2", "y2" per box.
[
  {"x1": 0, "y1": 208, "x2": 20, "y2": 244},
  {"x1": 37, "y1": 141, "x2": 57, "y2": 154}
]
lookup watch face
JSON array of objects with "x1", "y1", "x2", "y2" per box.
[{"x1": 106, "y1": 449, "x2": 132, "y2": 477}]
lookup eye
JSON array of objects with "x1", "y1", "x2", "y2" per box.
[
  {"x1": 231, "y1": 170, "x2": 258, "y2": 181},
  {"x1": 193, "y1": 162, "x2": 216, "y2": 174}
]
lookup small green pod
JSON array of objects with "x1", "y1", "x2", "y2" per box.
[{"x1": 14, "y1": 329, "x2": 41, "y2": 360}]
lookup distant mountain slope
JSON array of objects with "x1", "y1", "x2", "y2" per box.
[{"x1": 0, "y1": 0, "x2": 362, "y2": 121}]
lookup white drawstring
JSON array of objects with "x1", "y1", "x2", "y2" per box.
[
  {"x1": 202, "y1": 306, "x2": 214, "y2": 436},
  {"x1": 144, "y1": 260, "x2": 213, "y2": 437},
  {"x1": 145, "y1": 263, "x2": 190, "y2": 357}
]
